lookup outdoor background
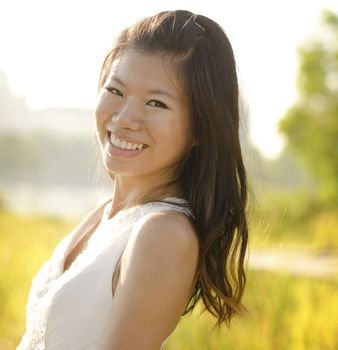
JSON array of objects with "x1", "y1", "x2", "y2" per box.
[{"x1": 0, "y1": 0, "x2": 337, "y2": 349}]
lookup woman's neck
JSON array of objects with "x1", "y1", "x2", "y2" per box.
[{"x1": 107, "y1": 174, "x2": 182, "y2": 219}]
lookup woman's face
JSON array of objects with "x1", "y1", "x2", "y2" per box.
[{"x1": 95, "y1": 49, "x2": 193, "y2": 183}]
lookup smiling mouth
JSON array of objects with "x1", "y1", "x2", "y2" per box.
[{"x1": 107, "y1": 132, "x2": 148, "y2": 151}]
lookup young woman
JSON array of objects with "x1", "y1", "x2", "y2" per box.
[{"x1": 18, "y1": 9, "x2": 248, "y2": 350}]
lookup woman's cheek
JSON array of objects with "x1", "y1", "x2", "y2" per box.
[{"x1": 95, "y1": 96, "x2": 108, "y2": 119}]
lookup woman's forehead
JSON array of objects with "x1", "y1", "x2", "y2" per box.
[{"x1": 107, "y1": 49, "x2": 184, "y2": 96}]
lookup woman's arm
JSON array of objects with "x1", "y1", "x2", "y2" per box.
[{"x1": 108, "y1": 211, "x2": 199, "y2": 350}]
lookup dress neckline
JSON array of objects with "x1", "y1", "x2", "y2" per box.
[{"x1": 60, "y1": 197, "x2": 189, "y2": 277}]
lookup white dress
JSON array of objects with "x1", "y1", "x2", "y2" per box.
[{"x1": 17, "y1": 198, "x2": 192, "y2": 350}]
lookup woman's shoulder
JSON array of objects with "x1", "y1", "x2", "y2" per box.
[
  {"x1": 135, "y1": 208, "x2": 196, "y2": 241},
  {"x1": 133, "y1": 197, "x2": 196, "y2": 242},
  {"x1": 126, "y1": 208, "x2": 199, "y2": 270},
  {"x1": 108, "y1": 211, "x2": 198, "y2": 344},
  {"x1": 111, "y1": 208, "x2": 199, "y2": 345}
]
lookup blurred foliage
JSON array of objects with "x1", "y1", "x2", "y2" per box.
[
  {"x1": 0, "y1": 209, "x2": 337, "y2": 350},
  {"x1": 249, "y1": 190, "x2": 338, "y2": 250},
  {"x1": 279, "y1": 10, "x2": 338, "y2": 206},
  {"x1": 254, "y1": 150, "x2": 315, "y2": 192}
]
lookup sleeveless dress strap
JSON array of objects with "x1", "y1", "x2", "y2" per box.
[{"x1": 142, "y1": 197, "x2": 194, "y2": 219}]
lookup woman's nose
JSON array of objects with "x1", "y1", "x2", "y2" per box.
[{"x1": 112, "y1": 99, "x2": 142, "y2": 130}]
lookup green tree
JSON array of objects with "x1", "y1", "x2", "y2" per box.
[{"x1": 279, "y1": 10, "x2": 338, "y2": 205}]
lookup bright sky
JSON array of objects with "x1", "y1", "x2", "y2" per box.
[{"x1": 0, "y1": 0, "x2": 337, "y2": 158}]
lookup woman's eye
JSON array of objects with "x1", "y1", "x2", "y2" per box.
[
  {"x1": 147, "y1": 100, "x2": 168, "y2": 109},
  {"x1": 105, "y1": 87, "x2": 123, "y2": 96}
]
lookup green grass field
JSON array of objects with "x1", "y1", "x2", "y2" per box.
[{"x1": 0, "y1": 209, "x2": 337, "y2": 350}]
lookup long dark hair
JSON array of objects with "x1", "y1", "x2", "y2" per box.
[{"x1": 99, "y1": 10, "x2": 248, "y2": 328}]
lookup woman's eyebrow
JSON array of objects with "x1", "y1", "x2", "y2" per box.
[
  {"x1": 108, "y1": 75, "x2": 126, "y2": 86},
  {"x1": 147, "y1": 89, "x2": 177, "y2": 101},
  {"x1": 108, "y1": 74, "x2": 178, "y2": 101}
]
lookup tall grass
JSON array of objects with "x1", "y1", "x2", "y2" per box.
[
  {"x1": 166, "y1": 271, "x2": 338, "y2": 350},
  {"x1": 0, "y1": 209, "x2": 337, "y2": 349},
  {"x1": 0, "y1": 210, "x2": 75, "y2": 349}
]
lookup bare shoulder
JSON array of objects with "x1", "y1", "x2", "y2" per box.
[
  {"x1": 108, "y1": 210, "x2": 199, "y2": 349},
  {"x1": 130, "y1": 210, "x2": 199, "y2": 258},
  {"x1": 122, "y1": 209, "x2": 200, "y2": 300}
]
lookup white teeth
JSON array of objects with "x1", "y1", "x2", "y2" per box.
[{"x1": 110, "y1": 134, "x2": 144, "y2": 151}]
